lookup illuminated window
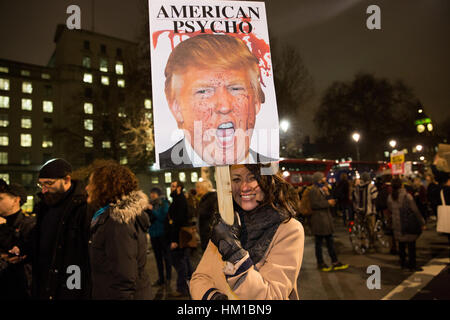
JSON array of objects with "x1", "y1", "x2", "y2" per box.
[
  {"x1": 144, "y1": 99, "x2": 152, "y2": 109},
  {"x1": 0, "y1": 96, "x2": 9, "y2": 108},
  {"x1": 22, "y1": 195, "x2": 34, "y2": 213},
  {"x1": 41, "y1": 73, "x2": 51, "y2": 80},
  {"x1": 0, "y1": 152, "x2": 7, "y2": 165},
  {"x1": 21, "y1": 173, "x2": 33, "y2": 186},
  {"x1": 152, "y1": 176, "x2": 159, "y2": 184},
  {"x1": 120, "y1": 156, "x2": 127, "y2": 165},
  {"x1": 21, "y1": 70, "x2": 30, "y2": 77},
  {"x1": 82, "y1": 56, "x2": 91, "y2": 68},
  {"x1": 83, "y1": 73, "x2": 93, "y2": 83},
  {"x1": 22, "y1": 98, "x2": 32, "y2": 111},
  {"x1": 115, "y1": 61, "x2": 124, "y2": 75},
  {"x1": 84, "y1": 119, "x2": 93, "y2": 131},
  {"x1": 145, "y1": 112, "x2": 152, "y2": 120},
  {"x1": 191, "y1": 172, "x2": 198, "y2": 183},
  {"x1": 118, "y1": 106, "x2": 126, "y2": 118},
  {"x1": 42, "y1": 136, "x2": 53, "y2": 148},
  {"x1": 164, "y1": 172, "x2": 172, "y2": 183},
  {"x1": 120, "y1": 142, "x2": 127, "y2": 150},
  {"x1": 84, "y1": 136, "x2": 93, "y2": 148},
  {"x1": 101, "y1": 76, "x2": 109, "y2": 86},
  {"x1": 0, "y1": 133, "x2": 8, "y2": 146},
  {"x1": 0, "y1": 114, "x2": 8, "y2": 127},
  {"x1": 22, "y1": 82, "x2": 32, "y2": 94},
  {"x1": 102, "y1": 141, "x2": 111, "y2": 149},
  {"x1": 21, "y1": 117, "x2": 32, "y2": 129},
  {"x1": 179, "y1": 172, "x2": 186, "y2": 182},
  {"x1": 0, "y1": 67, "x2": 8, "y2": 73},
  {"x1": 21, "y1": 134, "x2": 32, "y2": 147},
  {"x1": 84, "y1": 102, "x2": 93, "y2": 114},
  {"x1": 21, "y1": 153, "x2": 30, "y2": 165},
  {"x1": 0, "y1": 78, "x2": 10, "y2": 91},
  {"x1": 0, "y1": 173, "x2": 9, "y2": 184},
  {"x1": 100, "y1": 59, "x2": 108, "y2": 72},
  {"x1": 43, "y1": 100, "x2": 53, "y2": 113},
  {"x1": 117, "y1": 79, "x2": 125, "y2": 88}
]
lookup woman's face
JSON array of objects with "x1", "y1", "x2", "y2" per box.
[
  {"x1": 231, "y1": 165, "x2": 265, "y2": 211},
  {"x1": 85, "y1": 174, "x2": 94, "y2": 204}
]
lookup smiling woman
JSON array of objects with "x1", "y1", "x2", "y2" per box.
[{"x1": 190, "y1": 163, "x2": 304, "y2": 300}]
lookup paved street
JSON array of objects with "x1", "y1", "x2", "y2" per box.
[{"x1": 145, "y1": 216, "x2": 450, "y2": 300}]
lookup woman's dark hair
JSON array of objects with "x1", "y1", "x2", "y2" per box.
[
  {"x1": 88, "y1": 159, "x2": 138, "y2": 208},
  {"x1": 150, "y1": 187, "x2": 162, "y2": 196},
  {"x1": 243, "y1": 163, "x2": 300, "y2": 222},
  {"x1": 391, "y1": 177, "x2": 403, "y2": 201}
]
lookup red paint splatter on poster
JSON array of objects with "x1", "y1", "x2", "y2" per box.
[{"x1": 152, "y1": 22, "x2": 272, "y2": 87}]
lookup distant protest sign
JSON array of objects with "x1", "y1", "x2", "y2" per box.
[
  {"x1": 149, "y1": 0, "x2": 279, "y2": 169},
  {"x1": 390, "y1": 151, "x2": 405, "y2": 175}
]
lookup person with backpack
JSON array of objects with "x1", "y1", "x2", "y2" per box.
[
  {"x1": 309, "y1": 172, "x2": 348, "y2": 272},
  {"x1": 387, "y1": 177, "x2": 426, "y2": 272}
]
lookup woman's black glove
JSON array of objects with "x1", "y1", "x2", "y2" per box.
[
  {"x1": 210, "y1": 213, "x2": 247, "y2": 264},
  {"x1": 210, "y1": 291, "x2": 229, "y2": 300}
]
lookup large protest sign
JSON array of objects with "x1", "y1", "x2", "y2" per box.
[
  {"x1": 148, "y1": 0, "x2": 279, "y2": 170},
  {"x1": 390, "y1": 151, "x2": 405, "y2": 175}
]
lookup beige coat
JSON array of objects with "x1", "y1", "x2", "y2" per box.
[{"x1": 189, "y1": 218, "x2": 304, "y2": 300}]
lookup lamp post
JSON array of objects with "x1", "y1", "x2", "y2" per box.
[
  {"x1": 352, "y1": 132, "x2": 360, "y2": 161},
  {"x1": 389, "y1": 140, "x2": 397, "y2": 149}
]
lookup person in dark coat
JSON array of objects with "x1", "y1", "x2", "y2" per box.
[
  {"x1": 86, "y1": 160, "x2": 151, "y2": 300},
  {"x1": 0, "y1": 180, "x2": 35, "y2": 299},
  {"x1": 309, "y1": 172, "x2": 348, "y2": 272},
  {"x1": 196, "y1": 179, "x2": 218, "y2": 252},
  {"x1": 32, "y1": 158, "x2": 91, "y2": 300},
  {"x1": 334, "y1": 173, "x2": 352, "y2": 226},
  {"x1": 147, "y1": 187, "x2": 172, "y2": 287},
  {"x1": 167, "y1": 180, "x2": 193, "y2": 298},
  {"x1": 387, "y1": 177, "x2": 426, "y2": 271}
]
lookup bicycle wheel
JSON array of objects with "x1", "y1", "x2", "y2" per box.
[
  {"x1": 374, "y1": 219, "x2": 390, "y2": 248},
  {"x1": 349, "y1": 222, "x2": 369, "y2": 254}
]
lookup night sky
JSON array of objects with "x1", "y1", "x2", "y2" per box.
[{"x1": 1, "y1": 0, "x2": 449, "y2": 139}]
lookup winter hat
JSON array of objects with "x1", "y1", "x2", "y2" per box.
[
  {"x1": 0, "y1": 179, "x2": 27, "y2": 206},
  {"x1": 38, "y1": 158, "x2": 73, "y2": 179},
  {"x1": 361, "y1": 172, "x2": 371, "y2": 182},
  {"x1": 312, "y1": 172, "x2": 324, "y2": 184}
]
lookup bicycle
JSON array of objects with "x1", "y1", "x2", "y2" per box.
[{"x1": 348, "y1": 211, "x2": 390, "y2": 254}]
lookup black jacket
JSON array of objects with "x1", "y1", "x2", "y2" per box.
[
  {"x1": 167, "y1": 191, "x2": 189, "y2": 244},
  {"x1": 197, "y1": 191, "x2": 218, "y2": 251},
  {"x1": 158, "y1": 139, "x2": 276, "y2": 169},
  {"x1": 31, "y1": 180, "x2": 91, "y2": 300},
  {"x1": 89, "y1": 190, "x2": 151, "y2": 300},
  {"x1": 0, "y1": 210, "x2": 36, "y2": 299}
]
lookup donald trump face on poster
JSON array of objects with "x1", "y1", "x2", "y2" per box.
[{"x1": 158, "y1": 34, "x2": 275, "y2": 169}]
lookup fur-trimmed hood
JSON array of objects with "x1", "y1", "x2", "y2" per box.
[{"x1": 109, "y1": 190, "x2": 149, "y2": 225}]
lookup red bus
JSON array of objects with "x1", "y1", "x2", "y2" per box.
[
  {"x1": 279, "y1": 158, "x2": 336, "y2": 186},
  {"x1": 328, "y1": 161, "x2": 390, "y2": 183}
]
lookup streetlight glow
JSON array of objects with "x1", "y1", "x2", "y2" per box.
[
  {"x1": 415, "y1": 144, "x2": 423, "y2": 152},
  {"x1": 352, "y1": 132, "x2": 360, "y2": 142},
  {"x1": 389, "y1": 140, "x2": 397, "y2": 148},
  {"x1": 280, "y1": 120, "x2": 289, "y2": 133}
]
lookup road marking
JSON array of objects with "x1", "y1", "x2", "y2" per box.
[{"x1": 382, "y1": 257, "x2": 449, "y2": 300}]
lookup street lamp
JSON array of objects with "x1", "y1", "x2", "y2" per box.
[
  {"x1": 280, "y1": 120, "x2": 289, "y2": 133},
  {"x1": 352, "y1": 132, "x2": 360, "y2": 161},
  {"x1": 389, "y1": 140, "x2": 397, "y2": 149},
  {"x1": 415, "y1": 144, "x2": 423, "y2": 152}
]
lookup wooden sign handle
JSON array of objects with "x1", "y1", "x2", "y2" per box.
[{"x1": 215, "y1": 166, "x2": 234, "y2": 225}]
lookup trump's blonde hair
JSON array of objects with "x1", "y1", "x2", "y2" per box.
[{"x1": 164, "y1": 34, "x2": 265, "y2": 106}]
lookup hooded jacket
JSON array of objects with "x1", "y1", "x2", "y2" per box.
[
  {"x1": 353, "y1": 181, "x2": 378, "y2": 215},
  {"x1": 89, "y1": 190, "x2": 151, "y2": 300}
]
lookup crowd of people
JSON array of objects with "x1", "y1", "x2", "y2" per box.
[
  {"x1": 296, "y1": 153, "x2": 450, "y2": 272},
  {"x1": 0, "y1": 154, "x2": 448, "y2": 300}
]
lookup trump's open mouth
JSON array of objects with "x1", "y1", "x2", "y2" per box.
[{"x1": 216, "y1": 121, "x2": 235, "y2": 148}]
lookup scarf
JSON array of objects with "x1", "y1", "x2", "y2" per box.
[{"x1": 236, "y1": 203, "x2": 284, "y2": 264}]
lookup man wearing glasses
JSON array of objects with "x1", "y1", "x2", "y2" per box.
[{"x1": 32, "y1": 158, "x2": 91, "y2": 300}]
